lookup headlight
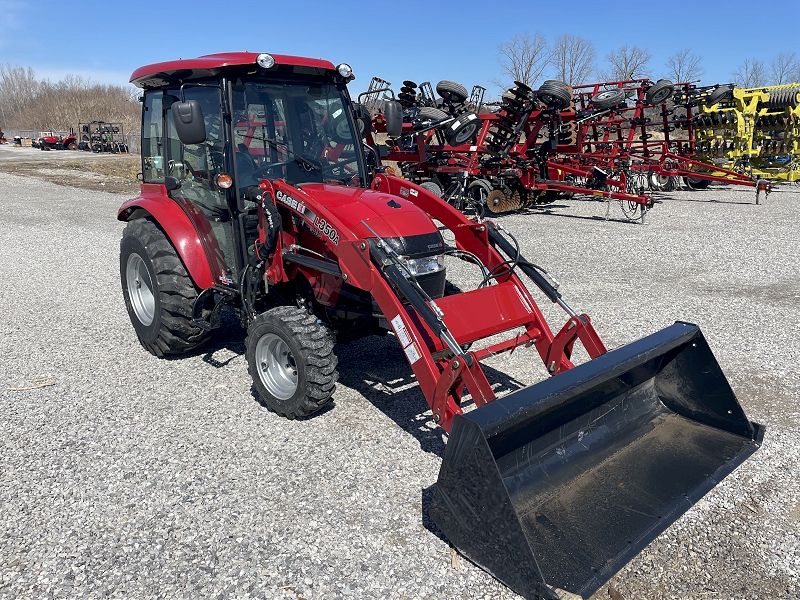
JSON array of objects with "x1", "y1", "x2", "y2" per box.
[
  {"x1": 256, "y1": 53, "x2": 275, "y2": 69},
  {"x1": 399, "y1": 254, "x2": 445, "y2": 277},
  {"x1": 337, "y1": 63, "x2": 353, "y2": 78}
]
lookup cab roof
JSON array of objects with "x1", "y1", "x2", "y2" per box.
[{"x1": 130, "y1": 52, "x2": 338, "y2": 88}]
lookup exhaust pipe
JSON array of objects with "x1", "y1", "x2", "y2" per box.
[{"x1": 430, "y1": 322, "x2": 763, "y2": 599}]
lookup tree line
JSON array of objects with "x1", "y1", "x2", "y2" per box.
[
  {"x1": 0, "y1": 64, "x2": 140, "y2": 134},
  {"x1": 493, "y1": 33, "x2": 800, "y2": 91}
]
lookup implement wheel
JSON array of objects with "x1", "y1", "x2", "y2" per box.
[
  {"x1": 706, "y1": 85, "x2": 733, "y2": 107},
  {"x1": 246, "y1": 306, "x2": 338, "y2": 419},
  {"x1": 120, "y1": 218, "x2": 211, "y2": 357},
  {"x1": 445, "y1": 112, "x2": 481, "y2": 145},
  {"x1": 591, "y1": 88, "x2": 626, "y2": 110},
  {"x1": 537, "y1": 80, "x2": 572, "y2": 109},
  {"x1": 436, "y1": 80, "x2": 468, "y2": 104},
  {"x1": 684, "y1": 177, "x2": 711, "y2": 190},
  {"x1": 646, "y1": 79, "x2": 674, "y2": 104}
]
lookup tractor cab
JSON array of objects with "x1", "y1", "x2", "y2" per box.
[{"x1": 132, "y1": 52, "x2": 376, "y2": 286}]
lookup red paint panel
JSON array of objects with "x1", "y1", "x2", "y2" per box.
[
  {"x1": 130, "y1": 53, "x2": 336, "y2": 86},
  {"x1": 433, "y1": 282, "x2": 538, "y2": 344},
  {"x1": 117, "y1": 185, "x2": 214, "y2": 289}
]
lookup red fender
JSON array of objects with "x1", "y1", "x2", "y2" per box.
[{"x1": 117, "y1": 183, "x2": 214, "y2": 289}]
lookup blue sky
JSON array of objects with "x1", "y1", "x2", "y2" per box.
[{"x1": 1, "y1": 0, "x2": 798, "y2": 98}]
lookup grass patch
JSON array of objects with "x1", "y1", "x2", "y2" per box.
[{"x1": 63, "y1": 155, "x2": 140, "y2": 180}]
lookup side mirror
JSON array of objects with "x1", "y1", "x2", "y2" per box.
[
  {"x1": 171, "y1": 100, "x2": 206, "y2": 145},
  {"x1": 383, "y1": 100, "x2": 403, "y2": 138}
]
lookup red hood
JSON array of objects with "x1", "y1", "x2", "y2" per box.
[{"x1": 297, "y1": 183, "x2": 440, "y2": 240}]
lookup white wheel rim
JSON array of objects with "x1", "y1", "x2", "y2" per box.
[
  {"x1": 255, "y1": 333, "x2": 298, "y2": 400},
  {"x1": 126, "y1": 253, "x2": 155, "y2": 326}
]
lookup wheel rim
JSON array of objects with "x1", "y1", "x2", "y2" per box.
[
  {"x1": 454, "y1": 123, "x2": 478, "y2": 144},
  {"x1": 126, "y1": 253, "x2": 155, "y2": 326},
  {"x1": 255, "y1": 333, "x2": 298, "y2": 400}
]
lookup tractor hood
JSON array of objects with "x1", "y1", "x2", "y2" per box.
[{"x1": 297, "y1": 183, "x2": 444, "y2": 256}]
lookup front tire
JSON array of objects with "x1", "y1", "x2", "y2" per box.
[
  {"x1": 246, "y1": 306, "x2": 338, "y2": 419},
  {"x1": 120, "y1": 218, "x2": 211, "y2": 357}
]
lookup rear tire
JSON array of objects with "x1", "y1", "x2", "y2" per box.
[
  {"x1": 246, "y1": 306, "x2": 338, "y2": 419},
  {"x1": 120, "y1": 218, "x2": 211, "y2": 357}
]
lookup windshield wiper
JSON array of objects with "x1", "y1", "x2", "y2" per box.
[
  {"x1": 242, "y1": 133, "x2": 321, "y2": 172},
  {"x1": 242, "y1": 133, "x2": 353, "y2": 183}
]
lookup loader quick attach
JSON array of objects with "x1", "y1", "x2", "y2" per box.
[{"x1": 118, "y1": 52, "x2": 763, "y2": 600}]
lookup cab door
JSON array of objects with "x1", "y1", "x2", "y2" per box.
[{"x1": 165, "y1": 85, "x2": 238, "y2": 285}]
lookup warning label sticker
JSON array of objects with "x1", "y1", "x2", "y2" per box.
[
  {"x1": 403, "y1": 341, "x2": 422, "y2": 364},
  {"x1": 391, "y1": 314, "x2": 413, "y2": 348}
]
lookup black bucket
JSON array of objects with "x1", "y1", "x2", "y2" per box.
[{"x1": 430, "y1": 322, "x2": 763, "y2": 600}]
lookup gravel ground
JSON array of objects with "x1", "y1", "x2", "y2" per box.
[{"x1": 0, "y1": 171, "x2": 798, "y2": 600}]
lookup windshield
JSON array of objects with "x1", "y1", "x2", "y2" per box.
[{"x1": 231, "y1": 77, "x2": 365, "y2": 191}]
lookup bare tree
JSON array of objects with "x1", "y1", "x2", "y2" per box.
[
  {"x1": 665, "y1": 49, "x2": 704, "y2": 83},
  {"x1": 0, "y1": 64, "x2": 43, "y2": 125},
  {"x1": 491, "y1": 32, "x2": 551, "y2": 91},
  {"x1": 9, "y1": 74, "x2": 139, "y2": 133},
  {"x1": 770, "y1": 52, "x2": 800, "y2": 85},
  {"x1": 550, "y1": 34, "x2": 595, "y2": 86},
  {"x1": 732, "y1": 59, "x2": 767, "y2": 88},
  {"x1": 600, "y1": 45, "x2": 652, "y2": 81}
]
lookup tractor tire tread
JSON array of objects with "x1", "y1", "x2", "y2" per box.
[
  {"x1": 121, "y1": 218, "x2": 211, "y2": 357},
  {"x1": 245, "y1": 306, "x2": 338, "y2": 419}
]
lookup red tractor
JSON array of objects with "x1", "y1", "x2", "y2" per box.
[
  {"x1": 118, "y1": 52, "x2": 763, "y2": 600},
  {"x1": 34, "y1": 130, "x2": 77, "y2": 150}
]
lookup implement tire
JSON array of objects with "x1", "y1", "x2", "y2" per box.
[
  {"x1": 246, "y1": 306, "x2": 338, "y2": 419},
  {"x1": 436, "y1": 80, "x2": 469, "y2": 104},
  {"x1": 591, "y1": 88, "x2": 626, "y2": 110},
  {"x1": 445, "y1": 112, "x2": 481, "y2": 146},
  {"x1": 120, "y1": 218, "x2": 211, "y2": 357},
  {"x1": 646, "y1": 79, "x2": 675, "y2": 104},
  {"x1": 537, "y1": 80, "x2": 572, "y2": 109}
]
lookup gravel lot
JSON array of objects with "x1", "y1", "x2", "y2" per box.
[{"x1": 0, "y1": 169, "x2": 798, "y2": 600}]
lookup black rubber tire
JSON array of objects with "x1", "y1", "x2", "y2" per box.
[
  {"x1": 591, "y1": 88, "x2": 626, "y2": 110},
  {"x1": 705, "y1": 85, "x2": 732, "y2": 107},
  {"x1": 329, "y1": 107, "x2": 353, "y2": 144},
  {"x1": 537, "y1": 80, "x2": 572, "y2": 109},
  {"x1": 417, "y1": 106, "x2": 448, "y2": 121},
  {"x1": 120, "y1": 218, "x2": 211, "y2": 357},
  {"x1": 350, "y1": 102, "x2": 373, "y2": 138},
  {"x1": 445, "y1": 112, "x2": 481, "y2": 146},
  {"x1": 436, "y1": 80, "x2": 468, "y2": 104},
  {"x1": 684, "y1": 177, "x2": 710, "y2": 190},
  {"x1": 67, "y1": 142, "x2": 78, "y2": 150},
  {"x1": 645, "y1": 79, "x2": 674, "y2": 104},
  {"x1": 246, "y1": 306, "x2": 338, "y2": 419},
  {"x1": 649, "y1": 172, "x2": 678, "y2": 192},
  {"x1": 420, "y1": 181, "x2": 443, "y2": 197}
]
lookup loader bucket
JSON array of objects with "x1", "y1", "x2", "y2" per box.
[{"x1": 430, "y1": 322, "x2": 763, "y2": 600}]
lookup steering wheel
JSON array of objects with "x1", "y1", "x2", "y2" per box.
[
  {"x1": 251, "y1": 159, "x2": 295, "y2": 178},
  {"x1": 320, "y1": 156, "x2": 358, "y2": 178}
]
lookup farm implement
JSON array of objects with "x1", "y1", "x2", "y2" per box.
[
  {"x1": 527, "y1": 78, "x2": 769, "y2": 202},
  {"x1": 362, "y1": 77, "x2": 657, "y2": 223},
  {"x1": 118, "y1": 52, "x2": 763, "y2": 600},
  {"x1": 683, "y1": 83, "x2": 800, "y2": 184}
]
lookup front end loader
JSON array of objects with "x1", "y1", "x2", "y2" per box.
[{"x1": 118, "y1": 52, "x2": 763, "y2": 600}]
